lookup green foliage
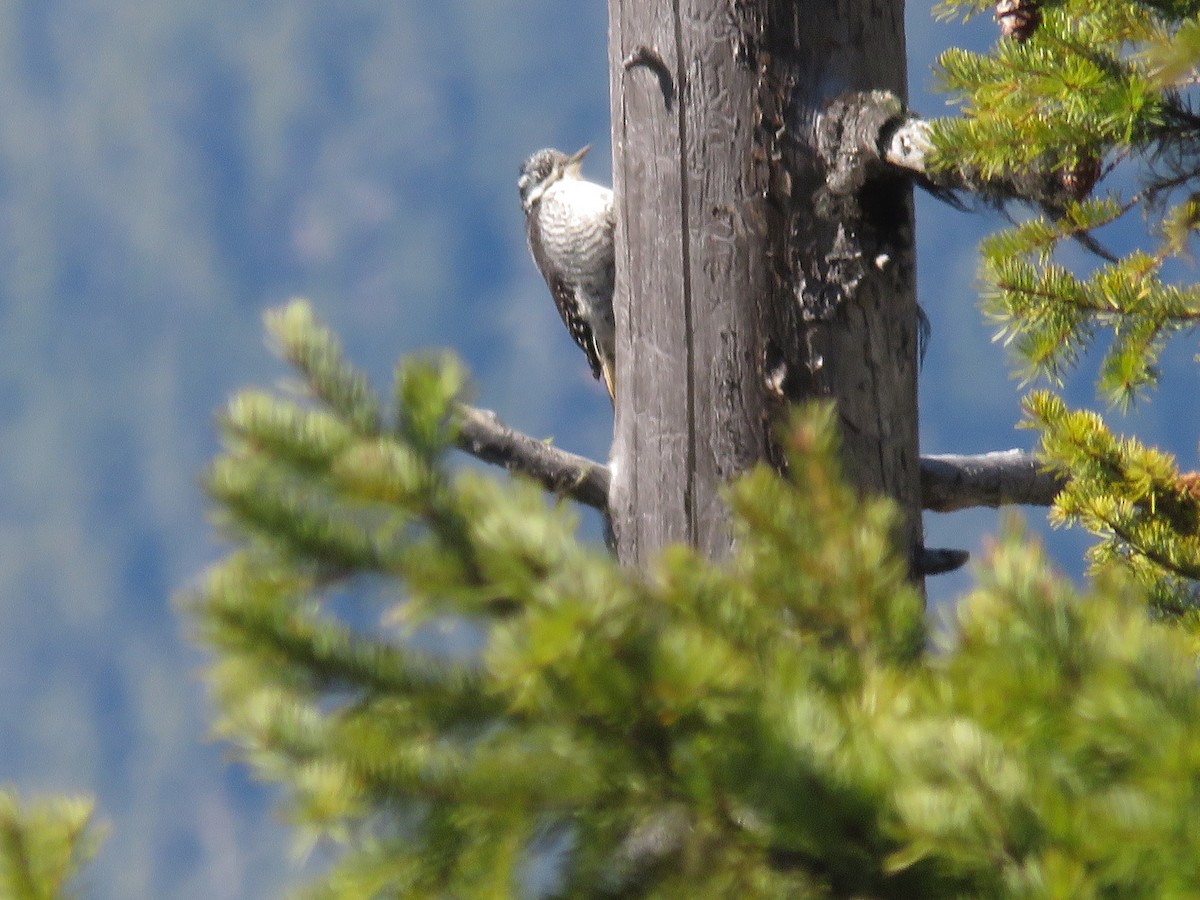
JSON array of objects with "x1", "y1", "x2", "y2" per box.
[
  {"x1": 1025, "y1": 391, "x2": 1200, "y2": 626},
  {"x1": 980, "y1": 224, "x2": 1200, "y2": 403},
  {"x1": 933, "y1": 1, "x2": 1167, "y2": 175},
  {"x1": 189, "y1": 302, "x2": 1200, "y2": 897},
  {"x1": 932, "y1": 1, "x2": 1200, "y2": 607},
  {"x1": 1146, "y1": 6, "x2": 1200, "y2": 86},
  {"x1": 0, "y1": 790, "x2": 100, "y2": 900},
  {"x1": 910, "y1": 533, "x2": 1200, "y2": 897},
  {"x1": 933, "y1": 0, "x2": 1200, "y2": 401}
]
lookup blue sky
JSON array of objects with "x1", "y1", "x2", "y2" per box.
[{"x1": 0, "y1": 3, "x2": 1191, "y2": 897}]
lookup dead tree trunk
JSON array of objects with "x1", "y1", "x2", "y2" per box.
[{"x1": 607, "y1": 0, "x2": 922, "y2": 575}]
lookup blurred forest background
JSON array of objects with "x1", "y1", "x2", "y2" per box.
[{"x1": 0, "y1": 2, "x2": 1190, "y2": 897}]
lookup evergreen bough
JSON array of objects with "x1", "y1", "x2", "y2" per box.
[
  {"x1": 179, "y1": 4, "x2": 1200, "y2": 892},
  {"x1": 22, "y1": 2, "x2": 1200, "y2": 895},
  {"x1": 0, "y1": 790, "x2": 99, "y2": 900},
  {"x1": 935, "y1": 0, "x2": 1200, "y2": 619},
  {"x1": 183, "y1": 301, "x2": 1200, "y2": 896}
]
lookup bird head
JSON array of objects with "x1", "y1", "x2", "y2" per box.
[{"x1": 519, "y1": 146, "x2": 590, "y2": 213}]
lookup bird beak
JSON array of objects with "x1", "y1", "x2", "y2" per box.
[{"x1": 566, "y1": 145, "x2": 590, "y2": 175}]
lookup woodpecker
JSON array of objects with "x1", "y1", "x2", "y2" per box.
[{"x1": 519, "y1": 146, "x2": 616, "y2": 402}]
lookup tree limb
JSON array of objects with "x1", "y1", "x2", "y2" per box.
[
  {"x1": 880, "y1": 114, "x2": 940, "y2": 180},
  {"x1": 819, "y1": 90, "x2": 1091, "y2": 221},
  {"x1": 452, "y1": 403, "x2": 1063, "y2": 515},
  {"x1": 921, "y1": 450, "x2": 1065, "y2": 512},
  {"x1": 452, "y1": 404, "x2": 611, "y2": 510}
]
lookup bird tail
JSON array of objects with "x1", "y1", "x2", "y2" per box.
[{"x1": 600, "y1": 357, "x2": 616, "y2": 405}]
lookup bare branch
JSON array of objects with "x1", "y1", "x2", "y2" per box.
[
  {"x1": 452, "y1": 402, "x2": 1062, "y2": 516},
  {"x1": 916, "y1": 546, "x2": 971, "y2": 576},
  {"x1": 921, "y1": 450, "x2": 1065, "y2": 512},
  {"x1": 882, "y1": 115, "x2": 937, "y2": 177},
  {"x1": 452, "y1": 404, "x2": 611, "y2": 510}
]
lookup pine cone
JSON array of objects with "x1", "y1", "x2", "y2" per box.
[
  {"x1": 1178, "y1": 472, "x2": 1200, "y2": 503},
  {"x1": 996, "y1": 0, "x2": 1041, "y2": 41}
]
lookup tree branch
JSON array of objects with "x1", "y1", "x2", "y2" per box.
[
  {"x1": 819, "y1": 89, "x2": 1096, "y2": 222},
  {"x1": 452, "y1": 404, "x2": 611, "y2": 510},
  {"x1": 921, "y1": 450, "x2": 1065, "y2": 512},
  {"x1": 452, "y1": 403, "x2": 1063, "y2": 515},
  {"x1": 879, "y1": 113, "x2": 938, "y2": 179}
]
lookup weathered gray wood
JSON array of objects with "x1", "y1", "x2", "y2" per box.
[
  {"x1": 453, "y1": 404, "x2": 611, "y2": 510},
  {"x1": 921, "y1": 450, "x2": 1065, "y2": 512},
  {"x1": 607, "y1": 0, "x2": 922, "y2": 570},
  {"x1": 451, "y1": 405, "x2": 1063, "y2": 513},
  {"x1": 607, "y1": 5, "x2": 692, "y2": 556}
]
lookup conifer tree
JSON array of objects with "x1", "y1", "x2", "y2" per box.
[
  {"x1": 931, "y1": 0, "x2": 1200, "y2": 628},
  {"x1": 178, "y1": 1, "x2": 1200, "y2": 896},
  {"x1": 0, "y1": 790, "x2": 99, "y2": 899}
]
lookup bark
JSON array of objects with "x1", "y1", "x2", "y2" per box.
[
  {"x1": 449, "y1": 403, "x2": 1063, "y2": 514},
  {"x1": 453, "y1": 404, "x2": 610, "y2": 509},
  {"x1": 607, "y1": 0, "x2": 921, "y2": 571},
  {"x1": 920, "y1": 450, "x2": 1065, "y2": 513}
]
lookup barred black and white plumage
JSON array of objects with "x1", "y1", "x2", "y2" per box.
[{"x1": 519, "y1": 146, "x2": 616, "y2": 401}]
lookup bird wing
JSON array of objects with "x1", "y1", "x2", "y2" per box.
[{"x1": 527, "y1": 213, "x2": 615, "y2": 401}]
